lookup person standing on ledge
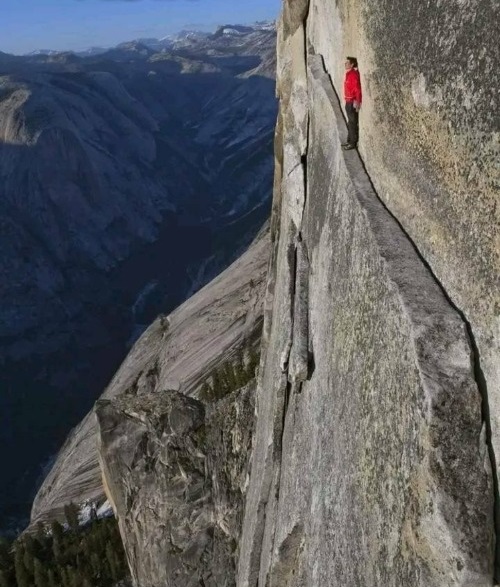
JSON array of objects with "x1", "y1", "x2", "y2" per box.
[{"x1": 342, "y1": 56, "x2": 362, "y2": 151}]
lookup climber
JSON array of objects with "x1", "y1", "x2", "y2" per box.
[{"x1": 341, "y1": 56, "x2": 362, "y2": 151}]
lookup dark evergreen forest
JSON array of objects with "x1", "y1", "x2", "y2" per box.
[{"x1": 0, "y1": 506, "x2": 129, "y2": 587}]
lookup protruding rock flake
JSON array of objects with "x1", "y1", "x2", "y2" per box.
[{"x1": 289, "y1": 238, "x2": 309, "y2": 384}]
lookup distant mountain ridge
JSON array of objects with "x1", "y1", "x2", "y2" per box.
[
  {"x1": 16, "y1": 21, "x2": 276, "y2": 58},
  {"x1": 0, "y1": 21, "x2": 277, "y2": 535}
]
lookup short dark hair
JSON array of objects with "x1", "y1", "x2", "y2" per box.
[{"x1": 346, "y1": 56, "x2": 358, "y2": 68}]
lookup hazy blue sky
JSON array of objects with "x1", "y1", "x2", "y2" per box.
[{"x1": 1, "y1": 0, "x2": 281, "y2": 55}]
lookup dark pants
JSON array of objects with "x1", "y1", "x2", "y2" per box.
[{"x1": 345, "y1": 101, "x2": 359, "y2": 146}]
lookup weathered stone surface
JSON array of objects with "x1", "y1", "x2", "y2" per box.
[
  {"x1": 97, "y1": 391, "x2": 209, "y2": 587},
  {"x1": 204, "y1": 386, "x2": 256, "y2": 582},
  {"x1": 237, "y1": 9, "x2": 494, "y2": 584},
  {"x1": 31, "y1": 228, "x2": 269, "y2": 527},
  {"x1": 307, "y1": 0, "x2": 500, "y2": 484},
  {"x1": 96, "y1": 383, "x2": 255, "y2": 587}
]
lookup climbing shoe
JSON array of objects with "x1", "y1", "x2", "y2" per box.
[
  {"x1": 340, "y1": 142, "x2": 350, "y2": 147},
  {"x1": 342, "y1": 143, "x2": 356, "y2": 150}
]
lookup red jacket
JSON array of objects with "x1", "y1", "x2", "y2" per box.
[{"x1": 344, "y1": 68, "x2": 362, "y2": 104}]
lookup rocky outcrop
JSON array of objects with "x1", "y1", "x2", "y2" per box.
[
  {"x1": 96, "y1": 384, "x2": 255, "y2": 587},
  {"x1": 30, "y1": 227, "x2": 269, "y2": 527}
]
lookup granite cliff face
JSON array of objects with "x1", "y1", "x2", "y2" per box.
[
  {"x1": 35, "y1": 2, "x2": 499, "y2": 585},
  {"x1": 307, "y1": 0, "x2": 500, "y2": 505},
  {"x1": 236, "y1": 1, "x2": 497, "y2": 585},
  {"x1": 0, "y1": 25, "x2": 276, "y2": 531}
]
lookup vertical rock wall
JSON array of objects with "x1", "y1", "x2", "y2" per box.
[
  {"x1": 307, "y1": 0, "x2": 500, "y2": 492},
  {"x1": 237, "y1": 1, "x2": 497, "y2": 585}
]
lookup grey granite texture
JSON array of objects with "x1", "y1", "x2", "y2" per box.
[
  {"x1": 96, "y1": 384, "x2": 255, "y2": 587},
  {"x1": 307, "y1": 0, "x2": 500, "y2": 489},
  {"x1": 236, "y1": 6, "x2": 495, "y2": 582}
]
